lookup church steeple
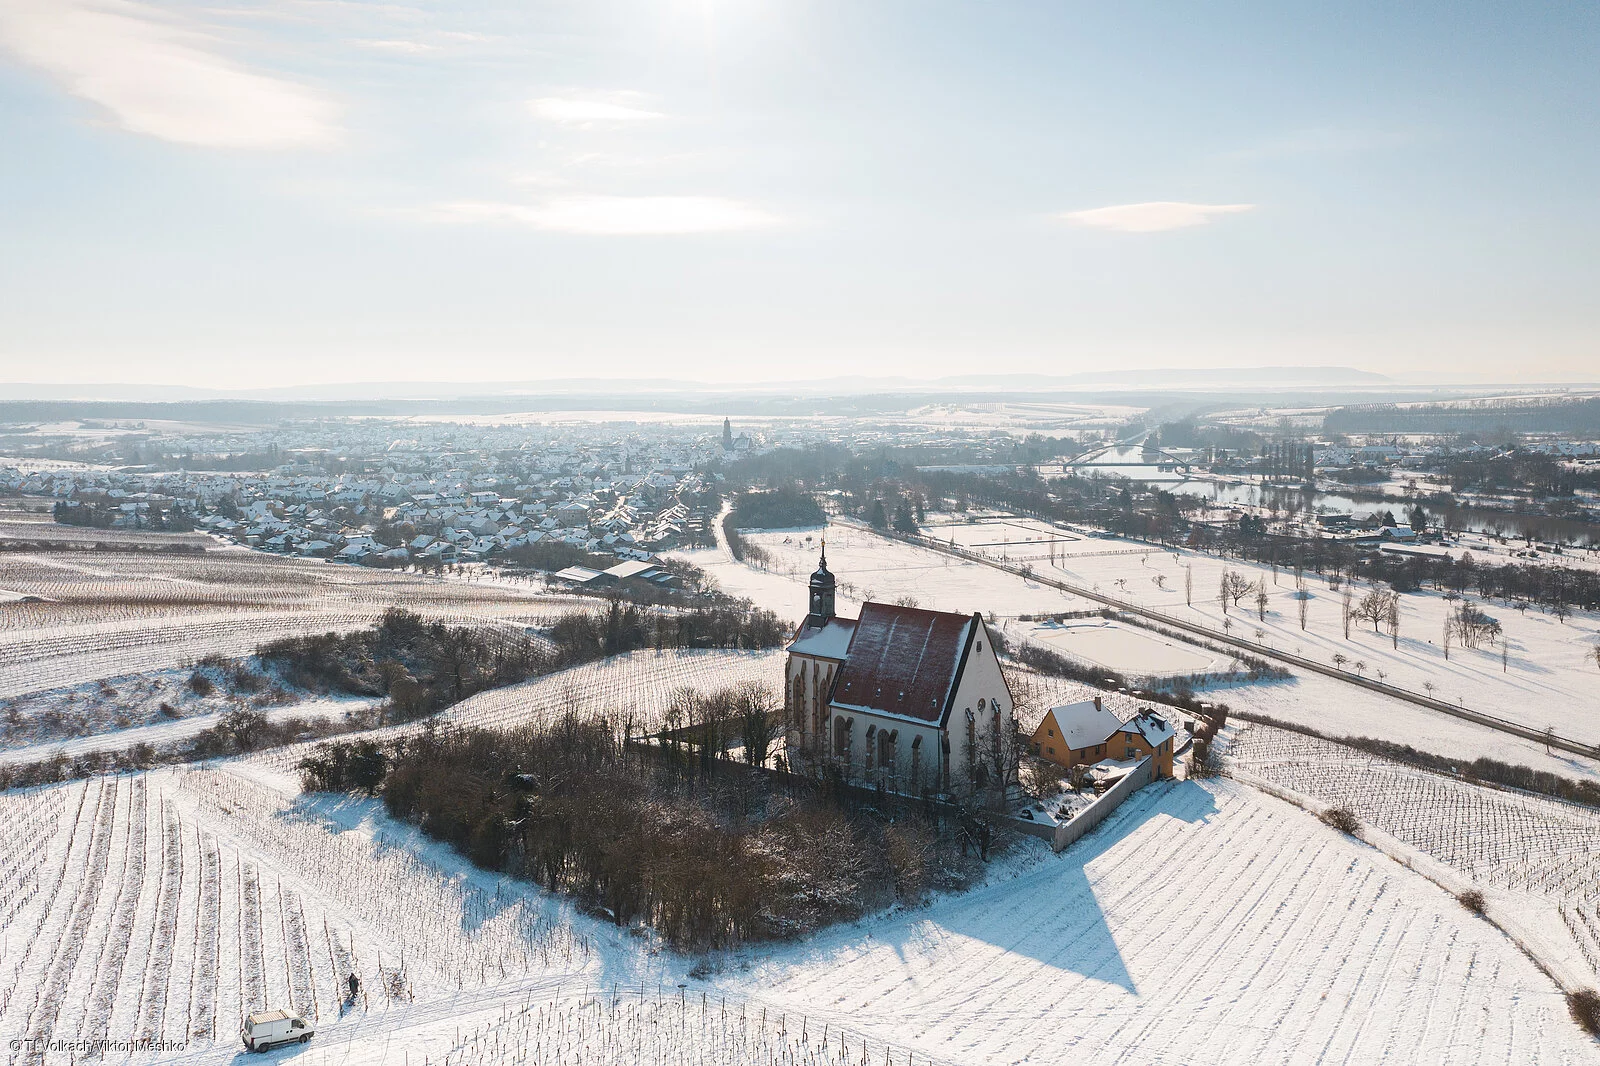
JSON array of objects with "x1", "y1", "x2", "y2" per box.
[{"x1": 807, "y1": 540, "x2": 836, "y2": 627}]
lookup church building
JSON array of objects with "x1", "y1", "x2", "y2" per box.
[{"x1": 784, "y1": 545, "x2": 1017, "y2": 800}]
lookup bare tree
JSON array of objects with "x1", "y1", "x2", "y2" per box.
[
  {"x1": 1184, "y1": 566, "x2": 1193, "y2": 607},
  {"x1": 1443, "y1": 617, "x2": 1451, "y2": 662},
  {"x1": 1423, "y1": 680, "x2": 1436, "y2": 698},
  {"x1": 736, "y1": 681, "x2": 779, "y2": 767},
  {"x1": 1341, "y1": 584, "x2": 1354, "y2": 640},
  {"x1": 1451, "y1": 601, "x2": 1502, "y2": 650},
  {"x1": 1386, "y1": 594, "x2": 1400, "y2": 650},
  {"x1": 1593, "y1": 644, "x2": 1600, "y2": 672},
  {"x1": 1221, "y1": 570, "x2": 1253, "y2": 610},
  {"x1": 1353, "y1": 660, "x2": 1366, "y2": 677},
  {"x1": 1255, "y1": 586, "x2": 1269, "y2": 621},
  {"x1": 1297, "y1": 589, "x2": 1309, "y2": 631},
  {"x1": 1332, "y1": 652, "x2": 1348, "y2": 670},
  {"x1": 1353, "y1": 589, "x2": 1396, "y2": 633}
]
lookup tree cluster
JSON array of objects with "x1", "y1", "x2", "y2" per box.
[{"x1": 322, "y1": 711, "x2": 979, "y2": 950}]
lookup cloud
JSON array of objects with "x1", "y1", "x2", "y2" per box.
[
  {"x1": 0, "y1": 0, "x2": 339, "y2": 149},
  {"x1": 1061, "y1": 201, "x2": 1254, "y2": 233},
  {"x1": 429, "y1": 196, "x2": 778, "y2": 235},
  {"x1": 353, "y1": 38, "x2": 434, "y2": 53},
  {"x1": 528, "y1": 97, "x2": 664, "y2": 124}
]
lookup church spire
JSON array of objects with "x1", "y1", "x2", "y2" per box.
[{"x1": 807, "y1": 542, "x2": 836, "y2": 627}]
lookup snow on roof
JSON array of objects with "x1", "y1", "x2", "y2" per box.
[
  {"x1": 831, "y1": 602, "x2": 975, "y2": 724},
  {"x1": 788, "y1": 616, "x2": 857, "y2": 660},
  {"x1": 604, "y1": 559, "x2": 658, "y2": 579},
  {"x1": 1043, "y1": 699, "x2": 1124, "y2": 750},
  {"x1": 1117, "y1": 710, "x2": 1176, "y2": 748},
  {"x1": 553, "y1": 565, "x2": 604, "y2": 583}
]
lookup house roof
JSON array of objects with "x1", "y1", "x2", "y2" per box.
[
  {"x1": 1117, "y1": 710, "x2": 1176, "y2": 748},
  {"x1": 788, "y1": 616, "x2": 857, "y2": 661},
  {"x1": 604, "y1": 559, "x2": 658, "y2": 580},
  {"x1": 1042, "y1": 700, "x2": 1124, "y2": 750},
  {"x1": 830, "y1": 602, "x2": 977, "y2": 724}
]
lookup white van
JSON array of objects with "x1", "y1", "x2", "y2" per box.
[{"x1": 241, "y1": 1009, "x2": 315, "y2": 1051}]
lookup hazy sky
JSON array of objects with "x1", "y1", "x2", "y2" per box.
[{"x1": 0, "y1": 0, "x2": 1596, "y2": 387}]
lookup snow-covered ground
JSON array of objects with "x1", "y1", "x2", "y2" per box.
[
  {"x1": 717, "y1": 777, "x2": 1588, "y2": 1065},
  {"x1": 672, "y1": 522, "x2": 1091, "y2": 624},
  {"x1": 1223, "y1": 720, "x2": 1600, "y2": 985},
  {"x1": 690, "y1": 516, "x2": 1600, "y2": 781},
  {"x1": 0, "y1": 696, "x2": 376, "y2": 767},
  {"x1": 0, "y1": 548, "x2": 588, "y2": 699},
  {"x1": 2, "y1": 765, "x2": 1577, "y2": 1065},
  {"x1": 1021, "y1": 617, "x2": 1231, "y2": 676}
]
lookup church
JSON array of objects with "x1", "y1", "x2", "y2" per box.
[{"x1": 783, "y1": 544, "x2": 1017, "y2": 800}]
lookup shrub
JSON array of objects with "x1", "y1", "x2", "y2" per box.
[
  {"x1": 1569, "y1": 989, "x2": 1600, "y2": 1038},
  {"x1": 1456, "y1": 889, "x2": 1486, "y2": 915},
  {"x1": 186, "y1": 672, "x2": 214, "y2": 697},
  {"x1": 1320, "y1": 806, "x2": 1360, "y2": 834}
]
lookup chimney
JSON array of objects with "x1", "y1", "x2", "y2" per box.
[{"x1": 1093, "y1": 696, "x2": 1102, "y2": 712}]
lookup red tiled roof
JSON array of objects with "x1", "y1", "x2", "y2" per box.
[{"x1": 831, "y1": 601, "x2": 976, "y2": 724}]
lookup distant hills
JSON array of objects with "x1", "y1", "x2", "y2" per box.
[{"x1": 0, "y1": 366, "x2": 1399, "y2": 403}]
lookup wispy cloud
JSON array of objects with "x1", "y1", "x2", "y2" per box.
[
  {"x1": 0, "y1": 0, "x2": 339, "y2": 149},
  {"x1": 428, "y1": 196, "x2": 778, "y2": 235},
  {"x1": 528, "y1": 97, "x2": 664, "y2": 124},
  {"x1": 353, "y1": 38, "x2": 433, "y2": 54},
  {"x1": 1061, "y1": 201, "x2": 1255, "y2": 233}
]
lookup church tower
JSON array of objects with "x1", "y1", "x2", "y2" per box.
[{"x1": 807, "y1": 542, "x2": 836, "y2": 627}]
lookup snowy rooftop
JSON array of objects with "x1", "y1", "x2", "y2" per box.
[
  {"x1": 1042, "y1": 699, "x2": 1125, "y2": 750},
  {"x1": 1118, "y1": 711, "x2": 1176, "y2": 748},
  {"x1": 787, "y1": 616, "x2": 857, "y2": 660}
]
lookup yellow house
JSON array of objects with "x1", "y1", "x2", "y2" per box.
[
  {"x1": 1113, "y1": 710, "x2": 1176, "y2": 778},
  {"x1": 1030, "y1": 698, "x2": 1177, "y2": 779},
  {"x1": 1030, "y1": 698, "x2": 1123, "y2": 770}
]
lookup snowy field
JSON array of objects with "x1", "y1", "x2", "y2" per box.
[
  {"x1": 682, "y1": 517, "x2": 1600, "y2": 782},
  {"x1": 3, "y1": 759, "x2": 1589, "y2": 1064},
  {"x1": 673, "y1": 523, "x2": 1091, "y2": 625},
  {"x1": 975, "y1": 526, "x2": 1600, "y2": 746},
  {"x1": 0, "y1": 548, "x2": 589, "y2": 699},
  {"x1": 1021, "y1": 617, "x2": 1229, "y2": 676},
  {"x1": 719, "y1": 777, "x2": 1590, "y2": 1065},
  {"x1": 1224, "y1": 721, "x2": 1600, "y2": 984}
]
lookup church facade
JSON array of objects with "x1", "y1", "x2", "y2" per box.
[{"x1": 783, "y1": 546, "x2": 1016, "y2": 800}]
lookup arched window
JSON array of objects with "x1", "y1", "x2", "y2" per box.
[
  {"x1": 864, "y1": 724, "x2": 877, "y2": 772},
  {"x1": 834, "y1": 716, "x2": 852, "y2": 759},
  {"x1": 790, "y1": 674, "x2": 806, "y2": 730}
]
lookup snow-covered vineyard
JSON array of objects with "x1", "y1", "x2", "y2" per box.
[
  {"x1": 1, "y1": 507, "x2": 1598, "y2": 1062},
  {"x1": 1224, "y1": 722, "x2": 1600, "y2": 982},
  {"x1": 2, "y1": 757, "x2": 1592, "y2": 1065},
  {"x1": 0, "y1": 547, "x2": 588, "y2": 699}
]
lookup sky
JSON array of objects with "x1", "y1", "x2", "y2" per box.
[{"x1": 0, "y1": 0, "x2": 1597, "y2": 389}]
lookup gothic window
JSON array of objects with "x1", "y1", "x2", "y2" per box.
[{"x1": 790, "y1": 674, "x2": 805, "y2": 730}]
